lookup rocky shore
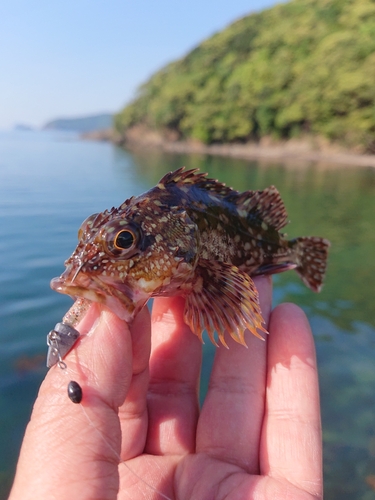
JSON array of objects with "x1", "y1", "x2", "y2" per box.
[{"x1": 82, "y1": 126, "x2": 375, "y2": 168}]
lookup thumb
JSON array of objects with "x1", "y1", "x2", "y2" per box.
[{"x1": 9, "y1": 303, "x2": 133, "y2": 500}]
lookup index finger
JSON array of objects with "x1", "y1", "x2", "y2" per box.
[{"x1": 9, "y1": 303, "x2": 133, "y2": 500}]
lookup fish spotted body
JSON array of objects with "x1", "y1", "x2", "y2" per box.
[{"x1": 51, "y1": 168, "x2": 330, "y2": 346}]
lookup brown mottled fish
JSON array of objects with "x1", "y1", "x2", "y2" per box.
[{"x1": 51, "y1": 168, "x2": 330, "y2": 347}]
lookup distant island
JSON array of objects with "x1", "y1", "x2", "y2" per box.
[
  {"x1": 43, "y1": 113, "x2": 113, "y2": 133},
  {"x1": 14, "y1": 124, "x2": 34, "y2": 131},
  {"x1": 114, "y1": 0, "x2": 375, "y2": 155}
]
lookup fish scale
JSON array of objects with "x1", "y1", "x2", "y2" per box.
[{"x1": 51, "y1": 167, "x2": 330, "y2": 346}]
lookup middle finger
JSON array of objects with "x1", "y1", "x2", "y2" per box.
[
  {"x1": 196, "y1": 275, "x2": 272, "y2": 473},
  {"x1": 145, "y1": 296, "x2": 202, "y2": 456}
]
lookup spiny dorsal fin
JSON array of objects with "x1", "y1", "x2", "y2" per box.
[
  {"x1": 227, "y1": 186, "x2": 288, "y2": 231},
  {"x1": 158, "y1": 167, "x2": 234, "y2": 197},
  {"x1": 158, "y1": 167, "x2": 205, "y2": 186},
  {"x1": 159, "y1": 169, "x2": 288, "y2": 230}
]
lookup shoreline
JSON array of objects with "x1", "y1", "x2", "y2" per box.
[{"x1": 82, "y1": 129, "x2": 375, "y2": 168}]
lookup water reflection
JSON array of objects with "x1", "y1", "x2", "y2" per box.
[
  {"x1": 1, "y1": 132, "x2": 375, "y2": 499},
  {"x1": 127, "y1": 146, "x2": 375, "y2": 328},
  {"x1": 126, "y1": 145, "x2": 375, "y2": 499}
]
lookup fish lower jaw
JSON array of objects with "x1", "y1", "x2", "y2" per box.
[{"x1": 50, "y1": 277, "x2": 136, "y2": 322}]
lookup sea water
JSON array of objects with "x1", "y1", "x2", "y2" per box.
[{"x1": 1, "y1": 130, "x2": 375, "y2": 499}]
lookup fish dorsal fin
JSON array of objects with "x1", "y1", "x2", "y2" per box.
[
  {"x1": 159, "y1": 169, "x2": 288, "y2": 230},
  {"x1": 158, "y1": 167, "x2": 201, "y2": 185},
  {"x1": 229, "y1": 186, "x2": 288, "y2": 231},
  {"x1": 184, "y1": 260, "x2": 267, "y2": 347},
  {"x1": 158, "y1": 167, "x2": 234, "y2": 197}
]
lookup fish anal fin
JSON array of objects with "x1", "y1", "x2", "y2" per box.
[
  {"x1": 184, "y1": 260, "x2": 267, "y2": 347},
  {"x1": 293, "y1": 237, "x2": 330, "y2": 292}
]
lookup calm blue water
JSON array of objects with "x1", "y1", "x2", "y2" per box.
[{"x1": 1, "y1": 130, "x2": 375, "y2": 499}]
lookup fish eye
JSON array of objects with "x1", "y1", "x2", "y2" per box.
[
  {"x1": 100, "y1": 221, "x2": 141, "y2": 256},
  {"x1": 114, "y1": 230, "x2": 135, "y2": 250}
]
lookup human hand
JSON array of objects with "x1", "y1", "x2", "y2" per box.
[{"x1": 9, "y1": 276, "x2": 322, "y2": 500}]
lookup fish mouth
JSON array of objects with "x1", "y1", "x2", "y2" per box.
[{"x1": 50, "y1": 272, "x2": 138, "y2": 322}]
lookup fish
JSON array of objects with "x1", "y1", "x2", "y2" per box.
[{"x1": 51, "y1": 167, "x2": 330, "y2": 347}]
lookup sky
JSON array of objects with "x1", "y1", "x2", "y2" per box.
[{"x1": 0, "y1": 0, "x2": 280, "y2": 130}]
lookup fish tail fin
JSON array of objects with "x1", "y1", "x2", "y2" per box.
[{"x1": 292, "y1": 237, "x2": 330, "y2": 292}]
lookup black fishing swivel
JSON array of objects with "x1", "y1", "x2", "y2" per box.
[{"x1": 46, "y1": 322, "x2": 80, "y2": 368}]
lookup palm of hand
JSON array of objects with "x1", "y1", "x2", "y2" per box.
[
  {"x1": 118, "y1": 278, "x2": 320, "y2": 499},
  {"x1": 9, "y1": 277, "x2": 322, "y2": 500}
]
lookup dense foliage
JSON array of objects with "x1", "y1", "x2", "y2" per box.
[{"x1": 115, "y1": 0, "x2": 375, "y2": 151}]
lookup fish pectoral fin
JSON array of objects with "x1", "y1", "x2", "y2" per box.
[{"x1": 184, "y1": 260, "x2": 267, "y2": 347}]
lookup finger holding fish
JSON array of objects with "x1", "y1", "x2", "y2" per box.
[{"x1": 196, "y1": 275, "x2": 272, "y2": 474}]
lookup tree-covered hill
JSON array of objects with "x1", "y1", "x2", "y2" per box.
[{"x1": 115, "y1": 0, "x2": 375, "y2": 152}]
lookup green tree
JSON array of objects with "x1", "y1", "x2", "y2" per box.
[{"x1": 115, "y1": 0, "x2": 375, "y2": 152}]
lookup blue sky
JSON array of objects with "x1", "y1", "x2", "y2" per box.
[{"x1": 0, "y1": 0, "x2": 280, "y2": 130}]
